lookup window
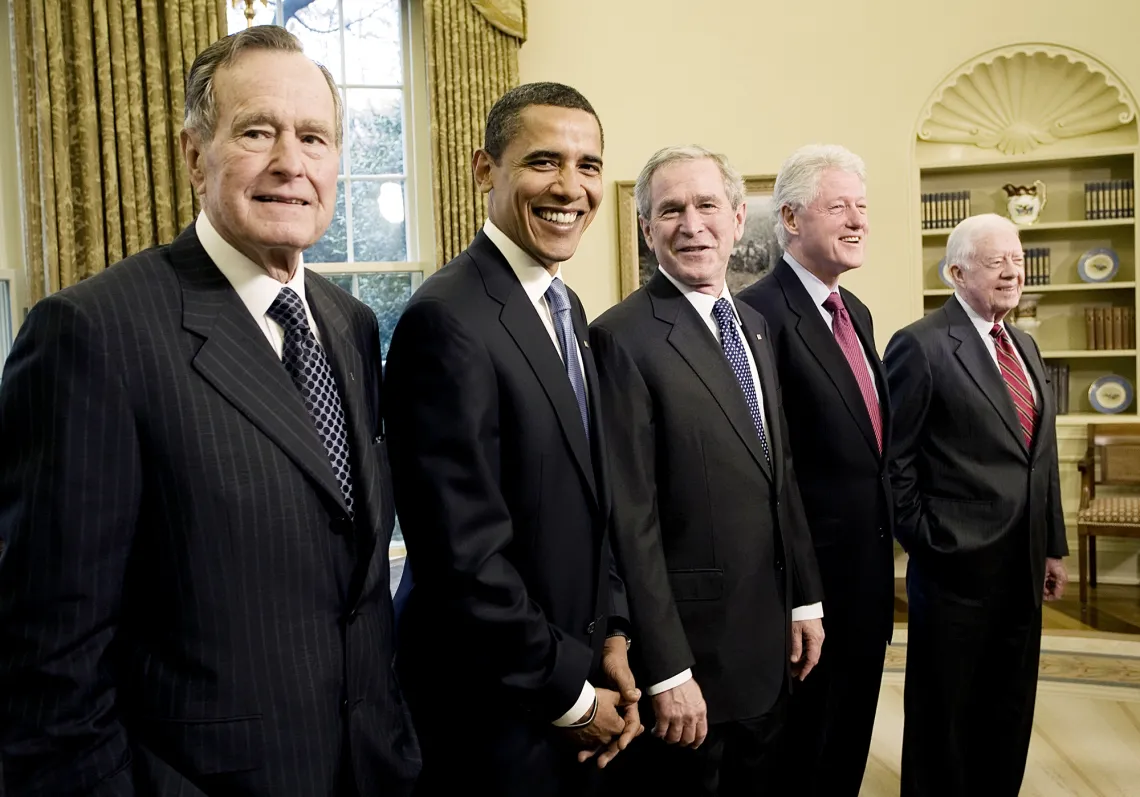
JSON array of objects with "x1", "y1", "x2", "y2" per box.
[
  {"x1": 225, "y1": 0, "x2": 432, "y2": 360},
  {"x1": 228, "y1": 1, "x2": 432, "y2": 557},
  {"x1": 0, "y1": 270, "x2": 15, "y2": 382}
]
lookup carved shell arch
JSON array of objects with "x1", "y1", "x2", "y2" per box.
[{"x1": 916, "y1": 44, "x2": 1138, "y2": 156}]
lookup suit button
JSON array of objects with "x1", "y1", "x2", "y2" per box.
[
  {"x1": 342, "y1": 699, "x2": 349, "y2": 712},
  {"x1": 586, "y1": 621, "x2": 596, "y2": 634}
]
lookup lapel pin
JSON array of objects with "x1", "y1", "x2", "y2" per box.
[
  {"x1": 349, "y1": 371, "x2": 355, "y2": 381},
  {"x1": 582, "y1": 340, "x2": 590, "y2": 348},
  {"x1": 756, "y1": 333, "x2": 763, "y2": 341}
]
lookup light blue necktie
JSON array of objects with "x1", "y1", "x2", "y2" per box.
[
  {"x1": 712, "y1": 297, "x2": 770, "y2": 463},
  {"x1": 545, "y1": 277, "x2": 590, "y2": 436}
]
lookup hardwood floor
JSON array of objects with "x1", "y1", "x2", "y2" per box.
[{"x1": 893, "y1": 578, "x2": 1140, "y2": 635}]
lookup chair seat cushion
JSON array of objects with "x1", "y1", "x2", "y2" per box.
[{"x1": 1078, "y1": 496, "x2": 1140, "y2": 525}]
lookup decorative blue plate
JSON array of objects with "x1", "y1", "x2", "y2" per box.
[
  {"x1": 938, "y1": 257, "x2": 954, "y2": 288},
  {"x1": 1077, "y1": 248, "x2": 1120, "y2": 283},
  {"x1": 1088, "y1": 375, "x2": 1134, "y2": 414}
]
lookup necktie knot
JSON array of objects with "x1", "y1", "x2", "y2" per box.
[
  {"x1": 712, "y1": 297, "x2": 735, "y2": 330},
  {"x1": 545, "y1": 277, "x2": 571, "y2": 315},
  {"x1": 989, "y1": 323, "x2": 1005, "y2": 341},
  {"x1": 823, "y1": 291, "x2": 845, "y2": 314},
  {"x1": 267, "y1": 287, "x2": 310, "y2": 333}
]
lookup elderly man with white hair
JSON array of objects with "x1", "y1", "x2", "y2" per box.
[
  {"x1": 738, "y1": 144, "x2": 893, "y2": 797},
  {"x1": 883, "y1": 212, "x2": 1069, "y2": 797}
]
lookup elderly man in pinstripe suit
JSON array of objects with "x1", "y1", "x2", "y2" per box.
[{"x1": 0, "y1": 26, "x2": 418, "y2": 797}]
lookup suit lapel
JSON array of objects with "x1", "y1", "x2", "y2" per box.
[
  {"x1": 944, "y1": 298, "x2": 1028, "y2": 456},
  {"x1": 174, "y1": 226, "x2": 350, "y2": 516},
  {"x1": 471, "y1": 233, "x2": 599, "y2": 504},
  {"x1": 649, "y1": 273, "x2": 773, "y2": 482},
  {"x1": 775, "y1": 259, "x2": 880, "y2": 456}
]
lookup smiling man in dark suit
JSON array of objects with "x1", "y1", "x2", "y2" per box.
[
  {"x1": 884, "y1": 212, "x2": 1069, "y2": 797},
  {"x1": 590, "y1": 145, "x2": 824, "y2": 796},
  {"x1": 737, "y1": 144, "x2": 893, "y2": 797},
  {"x1": 0, "y1": 26, "x2": 418, "y2": 797},
  {"x1": 382, "y1": 83, "x2": 641, "y2": 797}
]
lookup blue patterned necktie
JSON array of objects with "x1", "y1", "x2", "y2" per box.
[
  {"x1": 712, "y1": 297, "x2": 770, "y2": 463},
  {"x1": 544, "y1": 277, "x2": 590, "y2": 436},
  {"x1": 267, "y1": 287, "x2": 355, "y2": 517}
]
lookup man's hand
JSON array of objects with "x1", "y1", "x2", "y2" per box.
[
  {"x1": 790, "y1": 618, "x2": 824, "y2": 681},
  {"x1": 582, "y1": 636, "x2": 644, "y2": 767},
  {"x1": 563, "y1": 687, "x2": 626, "y2": 756},
  {"x1": 651, "y1": 677, "x2": 707, "y2": 748},
  {"x1": 1044, "y1": 557, "x2": 1068, "y2": 601}
]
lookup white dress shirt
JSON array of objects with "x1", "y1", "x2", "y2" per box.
[
  {"x1": 954, "y1": 292, "x2": 1038, "y2": 405},
  {"x1": 783, "y1": 252, "x2": 879, "y2": 399},
  {"x1": 650, "y1": 267, "x2": 823, "y2": 697},
  {"x1": 196, "y1": 211, "x2": 320, "y2": 355},
  {"x1": 482, "y1": 220, "x2": 594, "y2": 727}
]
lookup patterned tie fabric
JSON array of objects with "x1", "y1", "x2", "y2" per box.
[
  {"x1": 990, "y1": 323, "x2": 1038, "y2": 449},
  {"x1": 822, "y1": 292, "x2": 883, "y2": 452},
  {"x1": 544, "y1": 277, "x2": 590, "y2": 436},
  {"x1": 267, "y1": 287, "x2": 354, "y2": 517},
  {"x1": 712, "y1": 297, "x2": 770, "y2": 463}
]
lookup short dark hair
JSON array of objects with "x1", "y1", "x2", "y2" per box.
[{"x1": 483, "y1": 82, "x2": 603, "y2": 161}]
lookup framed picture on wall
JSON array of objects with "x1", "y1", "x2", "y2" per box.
[{"x1": 616, "y1": 175, "x2": 780, "y2": 299}]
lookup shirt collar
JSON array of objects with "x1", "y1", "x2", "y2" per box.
[
  {"x1": 657, "y1": 265, "x2": 739, "y2": 325},
  {"x1": 954, "y1": 291, "x2": 1006, "y2": 336},
  {"x1": 483, "y1": 219, "x2": 563, "y2": 306},
  {"x1": 196, "y1": 211, "x2": 308, "y2": 320},
  {"x1": 782, "y1": 250, "x2": 836, "y2": 308}
]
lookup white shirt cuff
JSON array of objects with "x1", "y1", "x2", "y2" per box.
[
  {"x1": 792, "y1": 602, "x2": 824, "y2": 621},
  {"x1": 647, "y1": 668, "x2": 693, "y2": 696},
  {"x1": 552, "y1": 680, "x2": 595, "y2": 727}
]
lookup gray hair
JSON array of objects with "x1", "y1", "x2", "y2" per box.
[
  {"x1": 184, "y1": 25, "x2": 343, "y2": 149},
  {"x1": 635, "y1": 145, "x2": 745, "y2": 220},
  {"x1": 946, "y1": 213, "x2": 1020, "y2": 271},
  {"x1": 772, "y1": 144, "x2": 867, "y2": 248}
]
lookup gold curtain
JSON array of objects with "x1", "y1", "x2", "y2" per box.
[
  {"x1": 11, "y1": 0, "x2": 226, "y2": 301},
  {"x1": 424, "y1": 0, "x2": 526, "y2": 266}
]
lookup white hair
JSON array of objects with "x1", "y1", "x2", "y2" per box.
[
  {"x1": 771, "y1": 144, "x2": 867, "y2": 248},
  {"x1": 634, "y1": 145, "x2": 745, "y2": 220},
  {"x1": 945, "y1": 213, "x2": 1020, "y2": 271}
]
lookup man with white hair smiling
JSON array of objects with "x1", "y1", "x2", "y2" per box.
[
  {"x1": 738, "y1": 144, "x2": 892, "y2": 797},
  {"x1": 884, "y1": 213, "x2": 1069, "y2": 797}
]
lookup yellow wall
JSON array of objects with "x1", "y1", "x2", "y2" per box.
[{"x1": 520, "y1": 0, "x2": 1140, "y2": 347}]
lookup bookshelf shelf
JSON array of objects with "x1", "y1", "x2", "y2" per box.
[
  {"x1": 922, "y1": 218, "x2": 1134, "y2": 237},
  {"x1": 919, "y1": 146, "x2": 1140, "y2": 174},
  {"x1": 923, "y1": 282, "x2": 1137, "y2": 297},
  {"x1": 1057, "y1": 413, "x2": 1140, "y2": 425},
  {"x1": 1041, "y1": 349, "x2": 1137, "y2": 358}
]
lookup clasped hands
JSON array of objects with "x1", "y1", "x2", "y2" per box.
[{"x1": 562, "y1": 636, "x2": 645, "y2": 768}]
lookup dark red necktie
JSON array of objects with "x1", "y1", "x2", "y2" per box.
[
  {"x1": 990, "y1": 323, "x2": 1037, "y2": 448},
  {"x1": 822, "y1": 292, "x2": 882, "y2": 452}
]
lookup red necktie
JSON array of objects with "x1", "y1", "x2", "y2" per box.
[
  {"x1": 990, "y1": 324, "x2": 1037, "y2": 448},
  {"x1": 822, "y1": 292, "x2": 882, "y2": 452}
]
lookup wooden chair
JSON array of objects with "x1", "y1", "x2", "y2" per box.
[{"x1": 1076, "y1": 424, "x2": 1140, "y2": 605}]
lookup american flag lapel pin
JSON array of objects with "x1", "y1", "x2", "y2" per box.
[
  {"x1": 582, "y1": 340, "x2": 590, "y2": 348},
  {"x1": 756, "y1": 333, "x2": 763, "y2": 341}
]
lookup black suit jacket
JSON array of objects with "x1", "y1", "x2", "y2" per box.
[
  {"x1": 0, "y1": 225, "x2": 419, "y2": 797},
  {"x1": 383, "y1": 232, "x2": 625, "y2": 732},
  {"x1": 738, "y1": 258, "x2": 895, "y2": 641},
  {"x1": 884, "y1": 296, "x2": 1069, "y2": 603},
  {"x1": 590, "y1": 271, "x2": 823, "y2": 725}
]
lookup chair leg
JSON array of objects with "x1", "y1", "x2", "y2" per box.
[
  {"x1": 1089, "y1": 535, "x2": 1097, "y2": 588},
  {"x1": 1079, "y1": 530, "x2": 1088, "y2": 606}
]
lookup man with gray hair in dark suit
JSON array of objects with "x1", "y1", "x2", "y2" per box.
[
  {"x1": 0, "y1": 26, "x2": 418, "y2": 796},
  {"x1": 885, "y1": 212, "x2": 1069, "y2": 797}
]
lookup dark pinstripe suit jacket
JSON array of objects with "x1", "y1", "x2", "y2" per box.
[{"x1": 0, "y1": 225, "x2": 420, "y2": 796}]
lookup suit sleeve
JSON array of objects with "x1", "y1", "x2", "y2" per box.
[
  {"x1": 589, "y1": 324, "x2": 695, "y2": 686},
  {"x1": 1026, "y1": 337, "x2": 1069, "y2": 559},
  {"x1": 883, "y1": 328, "x2": 933, "y2": 552},
  {"x1": 0, "y1": 295, "x2": 138, "y2": 795},
  {"x1": 383, "y1": 298, "x2": 593, "y2": 722}
]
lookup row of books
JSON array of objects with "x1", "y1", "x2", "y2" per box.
[
  {"x1": 1024, "y1": 248, "x2": 1052, "y2": 285},
  {"x1": 920, "y1": 191, "x2": 971, "y2": 229},
  {"x1": 1084, "y1": 180, "x2": 1134, "y2": 220},
  {"x1": 1085, "y1": 306, "x2": 1135, "y2": 350},
  {"x1": 1045, "y1": 363, "x2": 1070, "y2": 415}
]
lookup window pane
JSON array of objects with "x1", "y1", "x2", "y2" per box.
[
  {"x1": 306, "y1": 179, "x2": 348, "y2": 264},
  {"x1": 321, "y1": 271, "x2": 421, "y2": 361},
  {"x1": 284, "y1": 0, "x2": 343, "y2": 83},
  {"x1": 342, "y1": 0, "x2": 403, "y2": 86},
  {"x1": 351, "y1": 180, "x2": 407, "y2": 262},
  {"x1": 347, "y1": 89, "x2": 403, "y2": 176},
  {"x1": 226, "y1": 3, "x2": 276, "y2": 33},
  {"x1": 0, "y1": 279, "x2": 12, "y2": 383}
]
